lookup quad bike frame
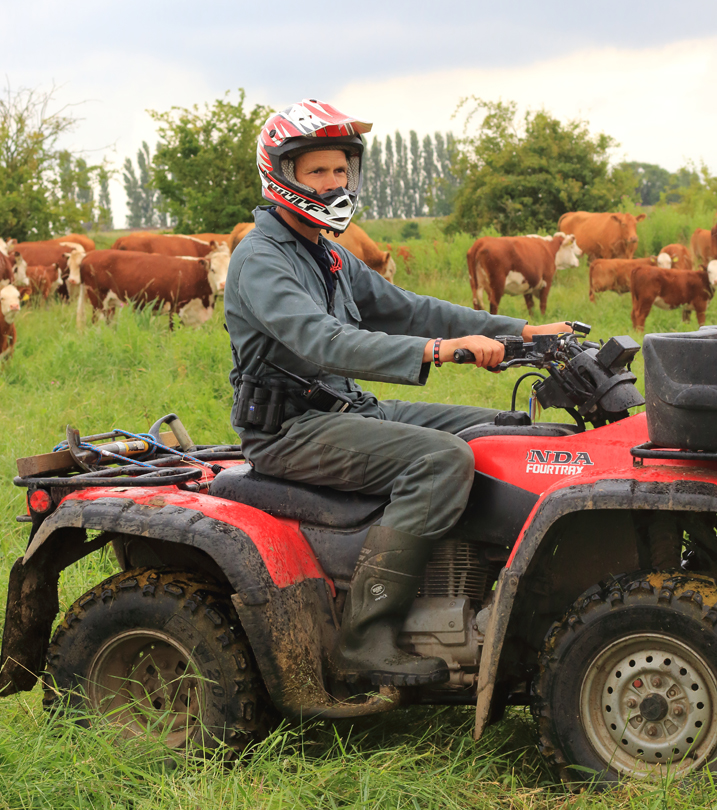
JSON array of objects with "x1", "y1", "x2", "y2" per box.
[{"x1": 3, "y1": 328, "x2": 717, "y2": 784}]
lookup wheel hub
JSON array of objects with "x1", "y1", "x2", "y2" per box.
[
  {"x1": 87, "y1": 630, "x2": 204, "y2": 746},
  {"x1": 639, "y1": 692, "x2": 668, "y2": 722},
  {"x1": 581, "y1": 634, "x2": 717, "y2": 775}
]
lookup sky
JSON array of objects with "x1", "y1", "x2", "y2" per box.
[{"x1": 5, "y1": 0, "x2": 717, "y2": 227}]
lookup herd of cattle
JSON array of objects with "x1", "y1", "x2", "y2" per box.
[
  {"x1": 1, "y1": 211, "x2": 716, "y2": 360},
  {"x1": 467, "y1": 212, "x2": 717, "y2": 330},
  {"x1": 0, "y1": 221, "x2": 396, "y2": 359}
]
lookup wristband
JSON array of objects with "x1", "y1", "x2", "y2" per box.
[{"x1": 433, "y1": 338, "x2": 443, "y2": 368}]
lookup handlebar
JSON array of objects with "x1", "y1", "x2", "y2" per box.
[{"x1": 452, "y1": 322, "x2": 593, "y2": 371}]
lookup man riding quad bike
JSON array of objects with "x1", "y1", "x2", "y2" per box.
[{"x1": 2, "y1": 99, "x2": 717, "y2": 786}]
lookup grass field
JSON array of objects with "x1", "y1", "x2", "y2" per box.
[{"x1": 1, "y1": 219, "x2": 717, "y2": 808}]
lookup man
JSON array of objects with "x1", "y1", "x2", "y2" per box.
[{"x1": 224, "y1": 99, "x2": 569, "y2": 687}]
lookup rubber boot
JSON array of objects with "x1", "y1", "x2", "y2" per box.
[{"x1": 333, "y1": 525, "x2": 449, "y2": 687}]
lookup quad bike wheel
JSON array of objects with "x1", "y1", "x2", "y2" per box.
[
  {"x1": 44, "y1": 567, "x2": 275, "y2": 753},
  {"x1": 532, "y1": 571, "x2": 717, "y2": 785}
]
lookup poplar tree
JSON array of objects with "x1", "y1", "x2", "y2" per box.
[
  {"x1": 384, "y1": 135, "x2": 395, "y2": 219},
  {"x1": 392, "y1": 131, "x2": 407, "y2": 219}
]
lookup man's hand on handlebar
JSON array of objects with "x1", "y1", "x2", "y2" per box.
[
  {"x1": 423, "y1": 336, "x2": 505, "y2": 368},
  {"x1": 424, "y1": 322, "x2": 580, "y2": 370}
]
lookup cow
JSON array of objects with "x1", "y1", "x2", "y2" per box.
[
  {"x1": 188, "y1": 233, "x2": 233, "y2": 247},
  {"x1": 558, "y1": 211, "x2": 646, "y2": 261},
  {"x1": 588, "y1": 256, "x2": 660, "y2": 302},
  {"x1": 13, "y1": 240, "x2": 85, "y2": 272},
  {"x1": 50, "y1": 233, "x2": 96, "y2": 252},
  {"x1": 111, "y1": 233, "x2": 213, "y2": 257},
  {"x1": 691, "y1": 228, "x2": 716, "y2": 266},
  {"x1": 68, "y1": 242, "x2": 229, "y2": 295},
  {"x1": 17, "y1": 264, "x2": 62, "y2": 303},
  {"x1": 0, "y1": 241, "x2": 29, "y2": 288},
  {"x1": 467, "y1": 233, "x2": 581, "y2": 315},
  {"x1": 658, "y1": 243, "x2": 692, "y2": 270},
  {"x1": 630, "y1": 262, "x2": 717, "y2": 331},
  {"x1": 0, "y1": 251, "x2": 13, "y2": 287},
  {"x1": 229, "y1": 221, "x2": 397, "y2": 282},
  {"x1": 325, "y1": 224, "x2": 397, "y2": 283},
  {"x1": 229, "y1": 222, "x2": 255, "y2": 251},
  {"x1": 0, "y1": 285, "x2": 21, "y2": 359},
  {"x1": 76, "y1": 250, "x2": 223, "y2": 329}
]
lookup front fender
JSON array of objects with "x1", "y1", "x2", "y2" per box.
[{"x1": 473, "y1": 469, "x2": 717, "y2": 740}]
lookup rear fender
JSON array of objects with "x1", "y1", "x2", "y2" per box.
[
  {"x1": 473, "y1": 473, "x2": 717, "y2": 740},
  {"x1": 1, "y1": 488, "x2": 342, "y2": 715}
]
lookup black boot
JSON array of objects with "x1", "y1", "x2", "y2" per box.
[{"x1": 333, "y1": 526, "x2": 449, "y2": 687}]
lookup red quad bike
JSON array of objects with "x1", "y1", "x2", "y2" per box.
[{"x1": 2, "y1": 324, "x2": 717, "y2": 786}]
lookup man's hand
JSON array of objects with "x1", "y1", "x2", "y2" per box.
[
  {"x1": 522, "y1": 322, "x2": 574, "y2": 340},
  {"x1": 423, "y1": 336, "x2": 505, "y2": 369}
]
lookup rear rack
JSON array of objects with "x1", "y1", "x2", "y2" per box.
[
  {"x1": 631, "y1": 442, "x2": 717, "y2": 466},
  {"x1": 14, "y1": 445, "x2": 244, "y2": 490},
  {"x1": 14, "y1": 465, "x2": 203, "y2": 489}
]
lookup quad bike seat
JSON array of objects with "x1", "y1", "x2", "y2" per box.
[
  {"x1": 456, "y1": 422, "x2": 581, "y2": 441},
  {"x1": 209, "y1": 464, "x2": 388, "y2": 529}
]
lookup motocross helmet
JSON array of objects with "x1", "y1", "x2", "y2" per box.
[{"x1": 257, "y1": 99, "x2": 372, "y2": 233}]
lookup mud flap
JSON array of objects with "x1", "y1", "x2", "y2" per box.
[{"x1": 0, "y1": 556, "x2": 60, "y2": 696}]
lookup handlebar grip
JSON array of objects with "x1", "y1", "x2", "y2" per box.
[{"x1": 453, "y1": 349, "x2": 476, "y2": 364}]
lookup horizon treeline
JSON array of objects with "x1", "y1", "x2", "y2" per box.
[{"x1": 359, "y1": 132, "x2": 459, "y2": 220}]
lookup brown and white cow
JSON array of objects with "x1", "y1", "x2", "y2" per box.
[
  {"x1": 588, "y1": 256, "x2": 660, "y2": 302},
  {"x1": 467, "y1": 233, "x2": 581, "y2": 315},
  {"x1": 558, "y1": 211, "x2": 646, "y2": 261},
  {"x1": 12, "y1": 240, "x2": 85, "y2": 273},
  {"x1": 0, "y1": 285, "x2": 21, "y2": 358},
  {"x1": 76, "y1": 250, "x2": 222, "y2": 328},
  {"x1": 68, "y1": 242, "x2": 229, "y2": 295},
  {"x1": 630, "y1": 262, "x2": 717, "y2": 331},
  {"x1": 49, "y1": 233, "x2": 96, "y2": 252},
  {"x1": 658, "y1": 243, "x2": 692, "y2": 270},
  {"x1": 188, "y1": 233, "x2": 233, "y2": 247},
  {"x1": 111, "y1": 233, "x2": 213, "y2": 257},
  {"x1": 17, "y1": 264, "x2": 62, "y2": 303},
  {"x1": 325, "y1": 223, "x2": 396, "y2": 283},
  {"x1": 0, "y1": 241, "x2": 29, "y2": 288}
]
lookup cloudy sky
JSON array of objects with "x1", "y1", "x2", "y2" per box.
[{"x1": 6, "y1": 0, "x2": 717, "y2": 227}]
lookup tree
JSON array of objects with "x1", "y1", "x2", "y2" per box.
[
  {"x1": 384, "y1": 135, "x2": 395, "y2": 219},
  {"x1": 421, "y1": 135, "x2": 435, "y2": 215},
  {"x1": 432, "y1": 132, "x2": 459, "y2": 216},
  {"x1": 123, "y1": 142, "x2": 167, "y2": 229},
  {"x1": 392, "y1": 131, "x2": 407, "y2": 219},
  {"x1": 150, "y1": 90, "x2": 272, "y2": 233},
  {"x1": 668, "y1": 162, "x2": 717, "y2": 215},
  {"x1": 449, "y1": 98, "x2": 638, "y2": 236},
  {"x1": 0, "y1": 85, "x2": 105, "y2": 240},
  {"x1": 371, "y1": 137, "x2": 388, "y2": 218},
  {"x1": 96, "y1": 167, "x2": 113, "y2": 230},
  {"x1": 619, "y1": 161, "x2": 672, "y2": 206},
  {"x1": 408, "y1": 131, "x2": 422, "y2": 217}
]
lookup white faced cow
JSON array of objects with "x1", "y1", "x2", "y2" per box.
[{"x1": 467, "y1": 233, "x2": 581, "y2": 315}]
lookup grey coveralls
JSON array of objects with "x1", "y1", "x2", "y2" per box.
[{"x1": 224, "y1": 208, "x2": 527, "y2": 540}]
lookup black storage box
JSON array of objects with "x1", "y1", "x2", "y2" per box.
[{"x1": 643, "y1": 325, "x2": 717, "y2": 451}]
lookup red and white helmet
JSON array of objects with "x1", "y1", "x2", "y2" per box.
[{"x1": 257, "y1": 99, "x2": 372, "y2": 233}]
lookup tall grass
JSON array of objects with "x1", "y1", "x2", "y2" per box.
[
  {"x1": 634, "y1": 204, "x2": 716, "y2": 257},
  {"x1": 1, "y1": 222, "x2": 717, "y2": 808}
]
